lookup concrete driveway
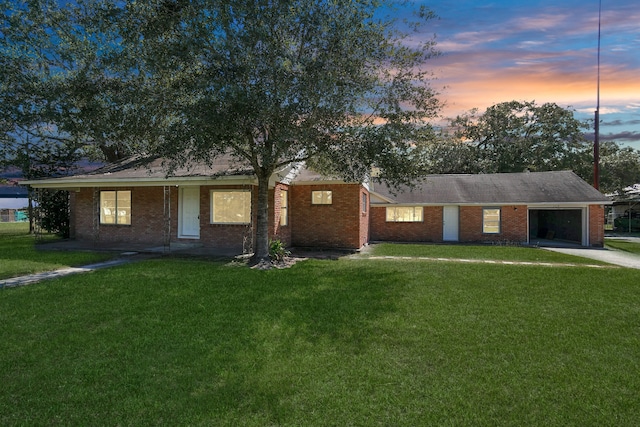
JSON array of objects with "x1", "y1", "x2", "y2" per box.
[{"x1": 545, "y1": 243, "x2": 640, "y2": 270}]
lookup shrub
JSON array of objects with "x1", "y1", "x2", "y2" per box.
[{"x1": 269, "y1": 239, "x2": 291, "y2": 262}]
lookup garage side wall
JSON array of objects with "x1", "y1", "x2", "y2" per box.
[
  {"x1": 370, "y1": 206, "x2": 443, "y2": 242},
  {"x1": 589, "y1": 204, "x2": 605, "y2": 247},
  {"x1": 459, "y1": 205, "x2": 528, "y2": 244}
]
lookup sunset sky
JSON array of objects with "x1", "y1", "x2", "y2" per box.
[{"x1": 415, "y1": 0, "x2": 640, "y2": 148}]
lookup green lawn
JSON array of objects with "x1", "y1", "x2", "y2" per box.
[
  {"x1": 1, "y1": 251, "x2": 639, "y2": 425},
  {"x1": 369, "y1": 242, "x2": 608, "y2": 265},
  {"x1": 0, "y1": 222, "x2": 113, "y2": 280},
  {"x1": 606, "y1": 238, "x2": 640, "y2": 255}
]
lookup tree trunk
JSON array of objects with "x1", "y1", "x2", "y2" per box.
[
  {"x1": 98, "y1": 142, "x2": 128, "y2": 163},
  {"x1": 251, "y1": 172, "x2": 271, "y2": 264}
]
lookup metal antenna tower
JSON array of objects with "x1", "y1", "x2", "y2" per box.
[{"x1": 594, "y1": 0, "x2": 602, "y2": 189}]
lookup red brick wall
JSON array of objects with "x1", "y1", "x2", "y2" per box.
[
  {"x1": 370, "y1": 206, "x2": 443, "y2": 242},
  {"x1": 73, "y1": 187, "x2": 168, "y2": 246},
  {"x1": 370, "y1": 204, "x2": 527, "y2": 244},
  {"x1": 290, "y1": 183, "x2": 365, "y2": 249},
  {"x1": 71, "y1": 184, "x2": 299, "y2": 251},
  {"x1": 589, "y1": 204, "x2": 605, "y2": 247},
  {"x1": 74, "y1": 186, "x2": 591, "y2": 249},
  {"x1": 72, "y1": 186, "x2": 249, "y2": 250},
  {"x1": 198, "y1": 185, "x2": 257, "y2": 252},
  {"x1": 269, "y1": 183, "x2": 292, "y2": 246},
  {"x1": 72, "y1": 189, "x2": 93, "y2": 241},
  {"x1": 459, "y1": 205, "x2": 528, "y2": 244}
]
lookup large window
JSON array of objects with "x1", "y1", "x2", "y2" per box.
[
  {"x1": 483, "y1": 208, "x2": 501, "y2": 234},
  {"x1": 386, "y1": 206, "x2": 423, "y2": 222},
  {"x1": 100, "y1": 190, "x2": 131, "y2": 225},
  {"x1": 211, "y1": 190, "x2": 251, "y2": 224},
  {"x1": 280, "y1": 190, "x2": 288, "y2": 226},
  {"x1": 312, "y1": 190, "x2": 332, "y2": 205}
]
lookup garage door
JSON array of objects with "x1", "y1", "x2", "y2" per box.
[{"x1": 529, "y1": 209, "x2": 583, "y2": 246}]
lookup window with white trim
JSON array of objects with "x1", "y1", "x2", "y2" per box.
[
  {"x1": 280, "y1": 190, "x2": 288, "y2": 226},
  {"x1": 483, "y1": 208, "x2": 501, "y2": 234},
  {"x1": 211, "y1": 190, "x2": 251, "y2": 224},
  {"x1": 386, "y1": 206, "x2": 423, "y2": 222},
  {"x1": 312, "y1": 190, "x2": 332, "y2": 205},
  {"x1": 100, "y1": 190, "x2": 131, "y2": 225},
  {"x1": 362, "y1": 193, "x2": 367, "y2": 213}
]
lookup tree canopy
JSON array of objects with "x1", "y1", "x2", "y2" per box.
[
  {"x1": 598, "y1": 141, "x2": 640, "y2": 195},
  {"x1": 1, "y1": 0, "x2": 442, "y2": 261},
  {"x1": 426, "y1": 100, "x2": 640, "y2": 194},
  {"x1": 449, "y1": 100, "x2": 591, "y2": 176},
  {"x1": 0, "y1": 0, "x2": 126, "y2": 163}
]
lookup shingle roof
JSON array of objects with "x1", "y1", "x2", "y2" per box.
[
  {"x1": 290, "y1": 166, "x2": 343, "y2": 183},
  {"x1": 22, "y1": 154, "x2": 257, "y2": 188},
  {"x1": 372, "y1": 171, "x2": 611, "y2": 205},
  {"x1": 65, "y1": 154, "x2": 254, "y2": 180},
  {"x1": 22, "y1": 152, "x2": 611, "y2": 206}
]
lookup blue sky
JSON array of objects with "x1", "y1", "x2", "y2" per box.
[
  {"x1": 4, "y1": 0, "x2": 637, "y2": 149},
  {"x1": 412, "y1": 0, "x2": 640, "y2": 148}
]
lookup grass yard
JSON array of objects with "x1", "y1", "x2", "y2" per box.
[
  {"x1": 1, "y1": 251, "x2": 639, "y2": 425},
  {"x1": 0, "y1": 222, "x2": 113, "y2": 280},
  {"x1": 606, "y1": 238, "x2": 640, "y2": 255},
  {"x1": 369, "y1": 242, "x2": 608, "y2": 265}
]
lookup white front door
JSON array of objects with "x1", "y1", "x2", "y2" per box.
[
  {"x1": 179, "y1": 187, "x2": 200, "y2": 239},
  {"x1": 443, "y1": 206, "x2": 459, "y2": 242}
]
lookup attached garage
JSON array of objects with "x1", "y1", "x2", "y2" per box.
[
  {"x1": 529, "y1": 208, "x2": 585, "y2": 246},
  {"x1": 370, "y1": 171, "x2": 611, "y2": 248}
]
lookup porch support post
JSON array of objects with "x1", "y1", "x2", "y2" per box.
[
  {"x1": 163, "y1": 186, "x2": 172, "y2": 253},
  {"x1": 92, "y1": 188, "x2": 100, "y2": 245}
]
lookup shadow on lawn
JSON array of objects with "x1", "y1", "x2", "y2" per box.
[
  {"x1": 198, "y1": 260, "x2": 404, "y2": 414},
  {"x1": 0, "y1": 258, "x2": 408, "y2": 424}
]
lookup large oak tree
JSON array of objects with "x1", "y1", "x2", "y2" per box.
[
  {"x1": 2, "y1": 0, "x2": 442, "y2": 262},
  {"x1": 449, "y1": 101, "x2": 592, "y2": 176}
]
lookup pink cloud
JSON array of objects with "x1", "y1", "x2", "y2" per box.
[{"x1": 431, "y1": 63, "x2": 640, "y2": 119}]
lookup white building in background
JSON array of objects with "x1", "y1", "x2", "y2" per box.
[{"x1": 0, "y1": 183, "x2": 29, "y2": 222}]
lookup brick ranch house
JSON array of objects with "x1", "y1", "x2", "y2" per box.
[{"x1": 24, "y1": 156, "x2": 612, "y2": 252}]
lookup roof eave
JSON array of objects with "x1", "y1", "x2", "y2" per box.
[
  {"x1": 371, "y1": 201, "x2": 612, "y2": 207},
  {"x1": 290, "y1": 179, "x2": 355, "y2": 186},
  {"x1": 22, "y1": 175, "x2": 257, "y2": 189}
]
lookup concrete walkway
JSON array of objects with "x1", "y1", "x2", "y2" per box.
[
  {"x1": 4, "y1": 243, "x2": 640, "y2": 289},
  {"x1": 0, "y1": 257, "x2": 142, "y2": 289}
]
